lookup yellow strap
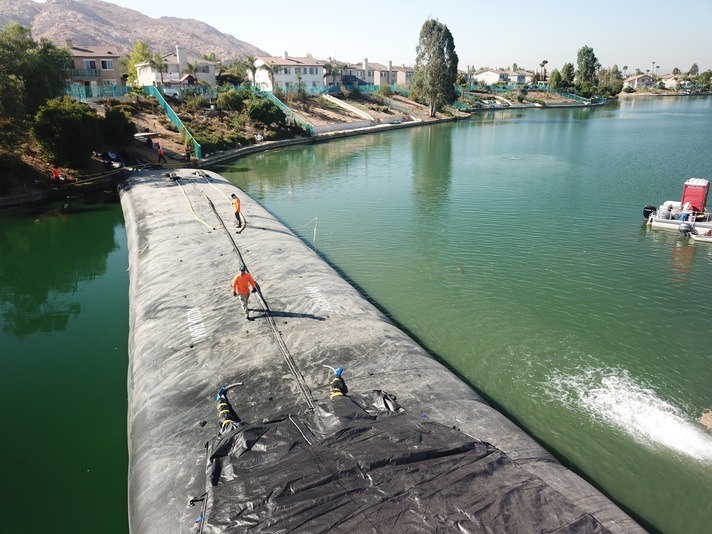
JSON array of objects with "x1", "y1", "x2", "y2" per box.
[
  {"x1": 221, "y1": 419, "x2": 236, "y2": 427},
  {"x1": 330, "y1": 392, "x2": 344, "y2": 399},
  {"x1": 177, "y1": 181, "x2": 217, "y2": 229}
]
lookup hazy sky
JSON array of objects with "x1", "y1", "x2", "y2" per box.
[{"x1": 44, "y1": 0, "x2": 712, "y2": 73}]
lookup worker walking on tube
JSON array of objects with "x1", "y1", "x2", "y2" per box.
[{"x1": 232, "y1": 265, "x2": 257, "y2": 320}]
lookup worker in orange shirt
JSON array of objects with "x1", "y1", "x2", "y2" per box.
[
  {"x1": 156, "y1": 143, "x2": 167, "y2": 164},
  {"x1": 232, "y1": 265, "x2": 257, "y2": 320},
  {"x1": 231, "y1": 193, "x2": 241, "y2": 222}
]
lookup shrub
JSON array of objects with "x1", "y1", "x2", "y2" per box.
[
  {"x1": 378, "y1": 85, "x2": 393, "y2": 97},
  {"x1": 31, "y1": 97, "x2": 103, "y2": 167},
  {"x1": 247, "y1": 98, "x2": 286, "y2": 126},
  {"x1": 103, "y1": 108, "x2": 137, "y2": 146},
  {"x1": 216, "y1": 90, "x2": 246, "y2": 112}
]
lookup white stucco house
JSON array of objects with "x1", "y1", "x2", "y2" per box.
[
  {"x1": 473, "y1": 69, "x2": 532, "y2": 85},
  {"x1": 623, "y1": 74, "x2": 654, "y2": 89},
  {"x1": 659, "y1": 74, "x2": 682, "y2": 89},
  {"x1": 135, "y1": 45, "x2": 216, "y2": 88},
  {"x1": 252, "y1": 53, "x2": 326, "y2": 92}
]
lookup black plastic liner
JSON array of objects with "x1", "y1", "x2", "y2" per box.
[{"x1": 197, "y1": 388, "x2": 611, "y2": 534}]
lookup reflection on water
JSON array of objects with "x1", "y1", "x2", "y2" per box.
[{"x1": 0, "y1": 201, "x2": 121, "y2": 338}]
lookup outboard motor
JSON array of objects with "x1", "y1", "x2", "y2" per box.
[
  {"x1": 643, "y1": 204, "x2": 657, "y2": 219},
  {"x1": 679, "y1": 222, "x2": 695, "y2": 236}
]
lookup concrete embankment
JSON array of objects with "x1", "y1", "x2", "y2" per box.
[{"x1": 120, "y1": 168, "x2": 646, "y2": 533}]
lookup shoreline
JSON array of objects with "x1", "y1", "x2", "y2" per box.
[{"x1": 3, "y1": 91, "x2": 707, "y2": 208}]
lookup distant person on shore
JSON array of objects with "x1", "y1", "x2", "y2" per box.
[
  {"x1": 232, "y1": 265, "x2": 257, "y2": 320},
  {"x1": 185, "y1": 144, "x2": 192, "y2": 162},
  {"x1": 51, "y1": 165, "x2": 62, "y2": 184},
  {"x1": 156, "y1": 143, "x2": 167, "y2": 163}
]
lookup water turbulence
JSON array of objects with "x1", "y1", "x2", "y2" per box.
[{"x1": 548, "y1": 368, "x2": 712, "y2": 462}]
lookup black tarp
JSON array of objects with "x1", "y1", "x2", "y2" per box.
[{"x1": 196, "y1": 389, "x2": 611, "y2": 534}]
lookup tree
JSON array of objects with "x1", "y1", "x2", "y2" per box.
[
  {"x1": 622, "y1": 65, "x2": 628, "y2": 78},
  {"x1": 548, "y1": 69, "x2": 562, "y2": 89},
  {"x1": 103, "y1": 107, "x2": 137, "y2": 145},
  {"x1": 217, "y1": 59, "x2": 247, "y2": 86},
  {"x1": 410, "y1": 19, "x2": 459, "y2": 117},
  {"x1": 689, "y1": 63, "x2": 699, "y2": 76},
  {"x1": 31, "y1": 97, "x2": 103, "y2": 167},
  {"x1": 540, "y1": 59, "x2": 548, "y2": 81},
  {"x1": 259, "y1": 62, "x2": 277, "y2": 91},
  {"x1": 575, "y1": 45, "x2": 600, "y2": 85},
  {"x1": 182, "y1": 60, "x2": 200, "y2": 77},
  {"x1": 125, "y1": 40, "x2": 153, "y2": 85},
  {"x1": 0, "y1": 22, "x2": 71, "y2": 119},
  {"x1": 243, "y1": 56, "x2": 258, "y2": 86},
  {"x1": 148, "y1": 53, "x2": 168, "y2": 86},
  {"x1": 323, "y1": 63, "x2": 338, "y2": 86},
  {"x1": 597, "y1": 65, "x2": 624, "y2": 95},
  {"x1": 561, "y1": 63, "x2": 575, "y2": 87}
]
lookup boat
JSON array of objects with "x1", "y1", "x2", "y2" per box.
[
  {"x1": 689, "y1": 232, "x2": 712, "y2": 243},
  {"x1": 644, "y1": 178, "x2": 712, "y2": 231}
]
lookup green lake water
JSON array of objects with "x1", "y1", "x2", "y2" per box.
[{"x1": 1, "y1": 96, "x2": 711, "y2": 533}]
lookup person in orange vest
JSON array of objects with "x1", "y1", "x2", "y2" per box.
[
  {"x1": 156, "y1": 143, "x2": 167, "y2": 163},
  {"x1": 232, "y1": 265, "x2": 257, "y2": 320},
  {"x1": 230, "y1": 193, "x2": 241, "y2": 222},
  {"x1": 52, "y1": 165, "x2": 62, "y2": 184}
]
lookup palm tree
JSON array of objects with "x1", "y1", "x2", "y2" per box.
[
  {"x1": 148, "y1": 53, "x2": 168, "y2": 86},
  {"x1": 242, "y1": 56, "x2": 258, "y2": 87},
  {"x1": 323, "y1": 63, "x2": 334, "y2": 85},
  {"x1": 181, "y1": 60, "x2": 201, "y2": 88},
  {"x1": 540, "y1": 59, "x2": 548, "y2": 81},
  {"x1": 623, "y1": 65, "x2": 628, "y2": 78},
  {"x1": 259, "y1": 62, "x2": 277, "y2": 91}
]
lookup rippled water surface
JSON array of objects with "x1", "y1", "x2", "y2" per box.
[{"x1": 217, "y1": 96, "x2": 712, "y2": 534}]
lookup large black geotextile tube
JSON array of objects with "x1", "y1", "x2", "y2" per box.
[{"x1": 120, "y1": 169, "x2": 646, "y2": 534}]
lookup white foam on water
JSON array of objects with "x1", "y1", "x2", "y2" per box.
[{"x1": 546, "y1": 368, "x2": 712, "y2": 462}]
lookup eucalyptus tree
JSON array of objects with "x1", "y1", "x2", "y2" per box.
[
  {"x1": 575, "y1": 45, "x2": 600, "y2": 85},
  {"x1": 411, "y1": 18, "x2": 459, "y2": 117}
]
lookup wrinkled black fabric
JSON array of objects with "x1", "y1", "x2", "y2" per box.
[{"x1": 199, "y1": 392, "x2": 611, "y2": 534}]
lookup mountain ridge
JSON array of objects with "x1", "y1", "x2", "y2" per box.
[{"x1": 0, "y1": 0, "x2": 270, "y2": 61}]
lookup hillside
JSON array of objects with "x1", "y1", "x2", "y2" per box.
[{"x1": 0, "y1": 0, "x2": 269, "y2": 59}]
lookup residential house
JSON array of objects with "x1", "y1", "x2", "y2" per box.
[
  {"x1": 331, "y1": 59, "x2": 412, "y2": 87},
  {"x1": 253, "y1": 53, "x2": 326, "y2": 92},
  {"x1": 659, "y1": 73, "x2": 681, "y2": 89},
  {"x1": 392, "y1": 64, "x2": 414, "y2": 86},
  {"x1": 65, "y1": 39, "x2": 122, "y2": 89},
  {"x1": 472, "y1": 69, "x2": 509, "y2": 85},
  {"x1": 135, "y1": 45, "x2": 216, "y2": 88},
  {"x1": 472, "y1": 69, "x2": 531, "y2": 85},
  {"x1": 623, "y1": 74, "x2": 654, "y2": 89}
]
